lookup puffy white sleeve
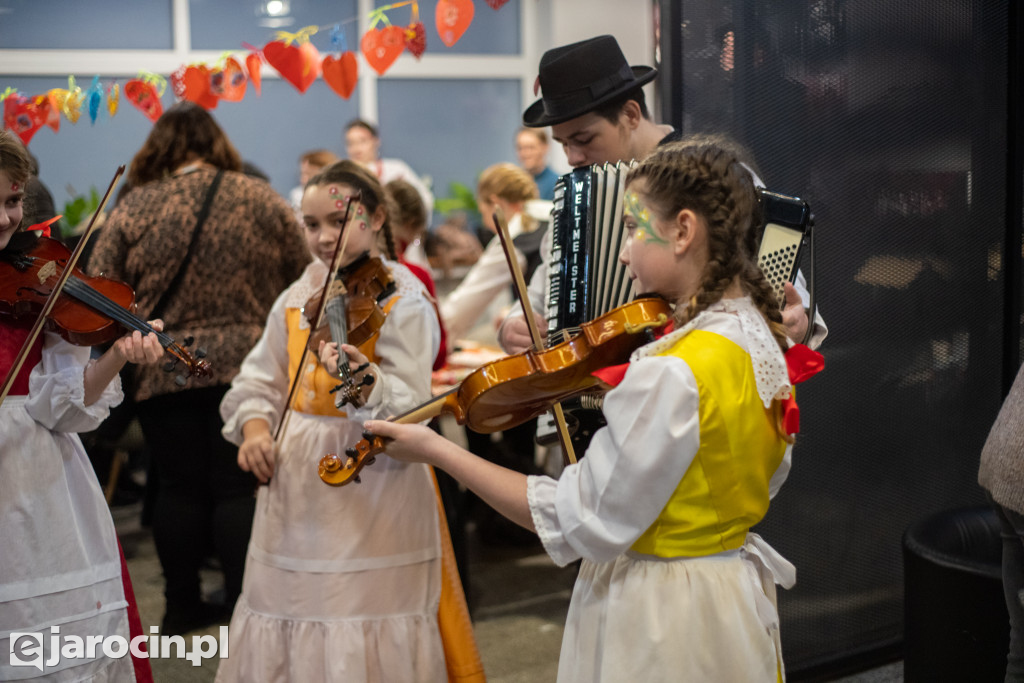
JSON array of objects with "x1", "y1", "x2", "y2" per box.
[
  {"x1": 348, "y1": 292, "x2": 440, "y2": 421},
  {"x1": 25, "y1": 333, "x2": 122, "y2": 433},
  {"x1": 220, "y1": 289, "x2": 292, "y2": 445},
  {"x1": 527, "y1": 355, "x2": 702, "y2": 567}
]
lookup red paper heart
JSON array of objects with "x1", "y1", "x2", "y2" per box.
[
  {"x1": 322, "y1": 51, "x2": 358, "y2": 99},
  {"x1": 246, "y1": 53, "x2": 263, "y2": 95},
  {"x1": 124, "y1": 79, "x2": 164, "y2": 122},
  {"x1": 436, "y1": 0, "x2": 474, "y2": 48},
  {"x1": 264, "y1": 40, "x2": 321, "y2": 93},
  {"x1": 485, "y1": 0, "x2": 509, "y2": 8},
  {"x1": 170, "y1": 65, "x2": 219, "y2": 110},
  {"x1": 3, "y1": 95, "x2": 46, "y2": 145},
  {"x1": 405, "y1": 22, "x2": 427, "y2": 59},
  {"x1": 361, "y1": 26, "x2": 407, "y2": 76},
  {"x1": 211, "y1": 57, "x2": 247, "y2": 102}
]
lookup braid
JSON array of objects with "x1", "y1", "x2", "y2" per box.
[
  {"x1": 628, "y1": 140, "x2": 761, "y2": 329},
  {"x1": 381, "y1": 221, "x2": 399, "y2": 260}
]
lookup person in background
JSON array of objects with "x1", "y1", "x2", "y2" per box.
[
  {"x1": 516, "y1": 127, "x2": 559, "y2": 200},
  {"x1": 385, "y1": 178, "x2": 447, "y2": 371},
  {"x1": 978, "y1": 362, "x2": 1024, "y2": 680},
  {"x1": 288, "y1": 149, "x2": 339, "y2": 216},
  {"x1": 0, "y1": 128, "x2": 165, "y2": 682},
  {"x1": 498, "y1": 34, "x2": 825, "y2": 355},
  {"x1": 88, "y1": 102, "x2": 310, "y2": 636},
  {"x1": 440, "y1": 162, "x2": 547, "y2": 346},
  {"x1": 345, "y1": 118, "x2": 434, "y2": 217},
  {"x1": 364, "y1": 138, "x2": 806, "y2": 681}
]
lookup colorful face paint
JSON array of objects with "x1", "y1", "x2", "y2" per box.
[
  {"x1": 625, "y1": 191, "x2": 668, "y2": 245},
  {"x1": 11, "y1": 182, "x2": 18, "y2": 192},
  {"x1": 329, "y1": 185, "x2": 339, "y2": 195}
]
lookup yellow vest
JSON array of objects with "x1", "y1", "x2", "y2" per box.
[
  {"x1": 630, "y1": 329, "x2": 787, "y2": 558},
  {"x1": 283, "y1": 297, "x2": 398, "y2": 418}
]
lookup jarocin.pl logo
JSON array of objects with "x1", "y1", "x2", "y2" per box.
[{"x1": 9, "y1": 625, "x2": 229, "y2": 670}]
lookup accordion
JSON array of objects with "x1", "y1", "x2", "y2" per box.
[{"x1": 544, "y1": 162, "x2": 812, "y2": 339}]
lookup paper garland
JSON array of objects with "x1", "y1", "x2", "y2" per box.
[{"x1": 2, "y1": 0, "x2": 506, "y2": 142}]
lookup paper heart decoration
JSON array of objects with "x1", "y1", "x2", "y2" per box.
[
  {"x1": 210, "y1": 57, "x2": 247, "y2": 102},
  {"x1": 405, "y1": 21, "x2": 427, "y2": 59},
  {"x1": 246, "y1": 53, "x2": 263, "y2": 95},
  {"x1": 124, "y1": 79, "x2": 164, "y2": 122},
  {"x1": 3, "y1": 94, "x2": 46, "y2": 144},
  {"x1": 170, "y1": 65, "x2": 219, "y2": 110},
  {"x1": 322, "y1": 51, "x2": 358, "y2": 99},
  {"x1": 361, "y1": 26, "x2": 406, "y2": 76},
  {"x1": 264, "y1": 40, "x2": 321, "y2": 93},
  {"x1": 436, "y1": 0, "x2": 474, "y2": 48},
  {"x1": 485, "y1": 0, "x2": 509, "y2": 8}
]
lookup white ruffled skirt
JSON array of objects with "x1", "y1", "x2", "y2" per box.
[{"x1": 557, "y1": 534, "x2": 793, "y2": 683}]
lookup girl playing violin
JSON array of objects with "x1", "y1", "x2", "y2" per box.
[
  {"x1": 0, "y1": 129, "x2": 165, "y2": 681},
  {"x1": 216, "y1": 161, "x2": 449, "y2": 682},
  {"x1": 365, "y1": 138, "x2": 805, "y2": 681}
]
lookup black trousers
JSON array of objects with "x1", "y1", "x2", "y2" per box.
[{"x1": 135, "y1": 385, "x2": 257, "y2": 616}]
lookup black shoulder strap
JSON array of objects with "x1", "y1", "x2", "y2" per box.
[{"x1": 149, "y1": 169, "x2": 224, "y2": 320}]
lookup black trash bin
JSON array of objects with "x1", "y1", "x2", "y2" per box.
[{"x1": 902, "y1": 506, "x2": 1008, "y2": 682}]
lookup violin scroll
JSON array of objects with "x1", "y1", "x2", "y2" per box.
[{"x1": 318, "y1": 430, "x2": 387, "y2": 486}]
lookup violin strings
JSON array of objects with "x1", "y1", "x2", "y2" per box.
[{"x1": 61, "y1": 274, "x2": 176, "y2": 348}]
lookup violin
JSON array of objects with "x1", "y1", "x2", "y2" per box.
[
  {"x1": 0, "y1": 236, "x2": 212, "y2": 381},
  {"x1": 318, "y1": 296, "x2": 672, "y2": 485},
  {"x1": 302, "y1": 251, "x2": 396, "y2": 407}
]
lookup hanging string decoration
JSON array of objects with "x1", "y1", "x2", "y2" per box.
[
  {"x1": 124, "y1": 73, "x2": 166, "y2": 122},
  {"x1": 436, "y1": 0, "x2": 474, "y2": 48},
  {"x1": 263, "y1": 26, "x2": 322, "y2": 93},
  {"x1": 211, "y1": 55, "x2": 248, "y2": 102},
  {"x1": 106, "y1": 82, "x2": 120, "y2": 117},
  {"x1": 246, "y1": 51, "x2": 264, "y2": 95}
]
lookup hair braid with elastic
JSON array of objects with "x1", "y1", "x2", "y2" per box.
[{"x1": 626, "y1": 140, "x2": 788, "y2": 354}]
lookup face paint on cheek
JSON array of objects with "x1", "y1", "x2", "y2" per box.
[
  {"x1": 625, "y1": 191, "x2": 668, "y2": 246},
  {"x1": 11, "y1": 182, "x2": 18, "y2": 192}
]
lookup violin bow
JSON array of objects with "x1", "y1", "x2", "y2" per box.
[
  {"x1": 492, "y1": 206, "x2": 578, "y2": 466},
  {"x1": 273, "y1": 191, "x2": 360, "y2": 445},
  {"x1": 0, "y1": 165, "x2": 125, "y2": 408}
]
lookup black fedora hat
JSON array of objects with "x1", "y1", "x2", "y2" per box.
[{"x1": 523, "y1": 35, "x2": 657, "y2": 127}]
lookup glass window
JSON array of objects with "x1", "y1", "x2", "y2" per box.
[
  {"x1": 190, "y1": 0, "x2": 358, "y2": 51},
  {"x1": 0, "y1": 0, "x2": 173, "y2": 49},
  {"x1": 377, "y1": 78, "x2": 522, "y2": 224}
]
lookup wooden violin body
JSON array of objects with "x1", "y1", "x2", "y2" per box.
[
  {"x1": 0, "y1": 236, "x2": 212, "y2": 379},
  {"x1": 318, "y1": 296, "x2": 672, "y2": 486},
  {"x1": 303, "y1": 252, "x2": 396, "y2": 351}
]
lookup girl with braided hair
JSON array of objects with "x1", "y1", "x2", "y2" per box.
[
  {"x1": 217, "y1": 160, "x2": 465, "y2": 682},
  {"x1": 364, "y1": 138, "x2": 808, "y2": 681}
]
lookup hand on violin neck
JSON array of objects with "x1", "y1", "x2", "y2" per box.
[
  {"x1": 82, "y1": 319, "x2": 165, "y2": 406},
  {"x1": 362, "y1": 420, "x2": 445, "y2": 466},
  {"x1": 113, "y1": 319, "x2": 165, "y2": 366}
]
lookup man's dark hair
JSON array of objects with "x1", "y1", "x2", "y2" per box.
[{"x1": 591, "y1": 86, "x2": 650, "y2": 124}]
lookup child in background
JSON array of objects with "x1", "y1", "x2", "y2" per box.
[
  {"x1": 0, "y1": 128, "x2": 165, "y2": 682},
  {"x1": 385, "y1": 178, "x2": 447, "y2": 370},
  {"x1": 216, "y1": 161, "x2": 452, "y2": 682},
  {"x1": 365, "y1": 138, "x2": 806, "y2": 681},
  {"x1": 288, "y1": 149, "x2": 340, "y2": 216}
]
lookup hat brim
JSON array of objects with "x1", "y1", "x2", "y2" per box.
[{"x1": 522, "y1": 66, "x2": 658, "y2": 127}]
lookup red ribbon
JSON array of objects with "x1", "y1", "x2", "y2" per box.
[
  {"x1": 28, "y1": 215, "x2": 61, "y2": 239},
  {"x1": 780, "y1": 343, "x2": 825, "y2": 434}
]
